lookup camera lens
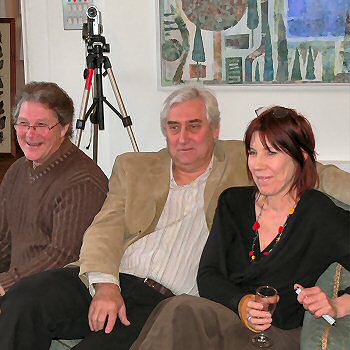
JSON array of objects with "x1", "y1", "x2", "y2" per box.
[{"x1": 87, "y1": 6, "x2": 98, "y2": 19}]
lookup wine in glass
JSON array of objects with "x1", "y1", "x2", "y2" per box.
[{"x1": 251, "y1": 285, "x2": 278, "y2": 348}]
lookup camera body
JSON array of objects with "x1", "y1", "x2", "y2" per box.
[
  {"x1": 86, "y1": 6, "x2": 102, "y2": 36},
  {"x1": 82, "y1": 6, "x2": 109, "y2": 53}
]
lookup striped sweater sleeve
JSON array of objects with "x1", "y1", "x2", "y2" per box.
[
  {"x1": 0, "y1": 171, "x2": 12, "y2": 274},
  {"x1": 0, "y1": 178, "x2": 107, "y2": 291}
]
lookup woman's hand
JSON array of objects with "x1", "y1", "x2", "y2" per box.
[
  {"x1": 295, "y1": 283, "x2": 350, "y2": 319},
  {"x1": 294, "y1": 283, "x2": 336, "y2": 318},
  {"x1": 246, "y1": 296, "x2": 279, "y2": 332}
]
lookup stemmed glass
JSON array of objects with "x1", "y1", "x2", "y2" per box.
[{"x1": 251, "y1": 285, "x2": 278, "y2": 348}]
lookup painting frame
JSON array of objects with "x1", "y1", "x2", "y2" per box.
[
  {"x1": 158, "y1": 0, "x2": 350, "y2": 87},
  {"x1": 0, "y1": 18, "x2": 16, "y2": 155}
]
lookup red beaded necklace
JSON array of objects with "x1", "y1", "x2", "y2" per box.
[{"x1": 249, "y1": 197, "x2": 295, "y2": 262}]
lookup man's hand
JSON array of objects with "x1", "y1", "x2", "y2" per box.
[{"x1": 88, "y1": 283, "x2": 130, "y2": 334}]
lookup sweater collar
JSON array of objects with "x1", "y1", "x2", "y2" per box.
[{"x1": 27, "y1": 138, "x2": 76, "y2": 178}]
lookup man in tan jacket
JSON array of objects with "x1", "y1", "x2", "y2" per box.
[{"x1": 0, "y1": 86, "x2": 349, "y2": 350}]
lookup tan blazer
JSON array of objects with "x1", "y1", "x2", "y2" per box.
[{"x1": 76, "y1": 140, "x2": 350, "y2": 284}]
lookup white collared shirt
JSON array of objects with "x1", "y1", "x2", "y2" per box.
[{"x1": 88, "y1": 159, "x2": 213, "y2": 296}]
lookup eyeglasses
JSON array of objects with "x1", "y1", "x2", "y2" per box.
[
  {"x1": 255, "y1": 106, "x2": 290, "y2": 118},
  {"x1": 255, "y1": 106, "x2": 270, "y2": 117},
  {"x1": 14, "y1": 121, "x2": 61, "y2": 135}
]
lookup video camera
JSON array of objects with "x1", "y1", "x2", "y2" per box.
[{"x1": 82, "y1": 5, "x2": 109, "y2": 52}]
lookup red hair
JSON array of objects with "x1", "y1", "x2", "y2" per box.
[{"x1": 244, "y1": 106, "x2": 319, "y2": 199}]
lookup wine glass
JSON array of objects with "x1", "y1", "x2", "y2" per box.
[{"x1": 251, "y1": 285, "x2": 278, "y2": 348}]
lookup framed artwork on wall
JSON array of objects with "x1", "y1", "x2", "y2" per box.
[
  {"x1": 158, "y1": 0, "x2": 350, "y2": 86},
  {"x1": 0, "y1": 18, "x2": 16, "y2": 155}
]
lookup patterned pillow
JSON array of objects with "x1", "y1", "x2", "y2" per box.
[{"x1": 300, "y1": 263, "x2": 350, "y2": 350}]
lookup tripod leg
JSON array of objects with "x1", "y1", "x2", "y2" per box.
[
  {"x1": 94, "y1": 67, "x2": 105, "y2": 130},
  {"x1": 75, "y1": 68, "x2": 94, "y2": 148},
  {"x1": 105, "y1": 67, "x2": 139, "y2": 152}
]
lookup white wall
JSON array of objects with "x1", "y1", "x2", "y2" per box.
[{"x1": 21, "y1": 0, "x2": 350, "y2": 177}]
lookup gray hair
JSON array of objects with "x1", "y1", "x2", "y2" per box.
[
  {"x1": 13, "y1": 81, "x2": 74, "y2": 138},
  {"x1": 160, "y1": 86, "x2": 220, "y2": 136}
]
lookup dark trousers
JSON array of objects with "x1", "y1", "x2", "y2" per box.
[{"x1": 0, "y1": 267, "x2": 168, "y2": 350}]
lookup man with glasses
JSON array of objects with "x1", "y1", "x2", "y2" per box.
[{"x1": 0, "y1": 81, "x2": 108, "y2": 294}]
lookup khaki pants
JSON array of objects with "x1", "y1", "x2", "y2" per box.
[{"x1": 131, "y1": 295, "x2": 301, "y2": 350}]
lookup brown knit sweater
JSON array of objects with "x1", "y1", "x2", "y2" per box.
[{"x1": 0, "y1": 139, "x2": 108, "y2": 291}]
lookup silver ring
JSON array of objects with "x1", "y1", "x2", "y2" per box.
[{"x1": 247, "y1": 315, "x2": 252, "y2": 322}]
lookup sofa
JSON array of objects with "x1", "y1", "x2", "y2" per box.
[
  {"x1": 300, "y1": 197, "x2": 350, "y2": 350},
  {"x1": 50, "y1": 196, "x2": 350, "y2": 350}
]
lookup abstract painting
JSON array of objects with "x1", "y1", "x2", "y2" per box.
[
  {"x1": 159, "y1": 0, "x2": 350, "y2": 85},
  {"x1": 0, "y1": 18, "x2": 16, "y2": 154}
]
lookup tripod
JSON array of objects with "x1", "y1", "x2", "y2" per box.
[{"x1": 75, "y1": 33, "x2": 139, "y2": 161}]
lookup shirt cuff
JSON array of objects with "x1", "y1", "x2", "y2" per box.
[{"x1": 87, "y1": 272, "x2": 120, "y2": 297}]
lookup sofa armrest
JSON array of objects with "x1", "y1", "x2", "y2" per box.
[{"x1": 300, "y1": 263, "x2": 350, "y2": 350}]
